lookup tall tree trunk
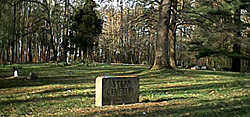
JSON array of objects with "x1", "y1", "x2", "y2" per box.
[
  {"x1": 50, "y1": 32, "x2": 57, "y2": 61},
  {"x1": 2, "y1": 46, "x2": 5, "y2": 66},
  {"x1": 247, "y1": 60, "x2": 250, "y2": 72},
  {"x1": 119, "y1": 0, "x2": 124, "y2": 63},
  {"x1": 21, "y1": 2, "x2": 25, "y2": 63},
  {"x1": 11, "y1": 41, "x2": 15, "y2": 64},
  {"x1": 47, "y1": 1, "x2": 57, "y2": 61},
  {"x1": 232, "y1": 9, "x2": 241, "y2": 72},
  {"x1": 29, "y1": 37, "x2": 32, "y2": 63},
  {"x1": 21, "y1": 39, "x2": 24, "y2": 63},
  {"x1": 47, "y1": 44, "x2": 50, "y2": 62},
  {"x1": 106, "y1": 9, "x2": 112, "y2": 64},
  {"x1": 7, "y1": 45, "x2": 10, "y2": 64},
  {"x1": 74, "y1": 47, "x2": 77, "y2": 61},
  {"x1": 16, "y1": 4, "x2": 20, "y2": 64},
  {"x1": 232, "y1": 44, "x2": 241, "y2": 72},
  {"x1": 12, "y1": 4, "x2": 17, "y2": 64},
  {"x1": 169, "y1": 0, "x2": 177, "y2": 69},
  {"x1": 63, "y1": 0, "x2": 69, "y2": 64},
  {"x1": 0, "y1": 48, "x2": 1, "y2": 64},
  {"x1": 152, "y1": 0, "x2": 172, "y2": 69}
]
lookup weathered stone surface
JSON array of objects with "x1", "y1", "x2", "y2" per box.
[{"x1": 95, "y1": 75, "x2": 139, "y2": 106}]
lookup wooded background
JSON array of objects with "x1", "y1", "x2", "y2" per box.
[{"x1": 0, "y1": 0, "x2": 250, "y2": 72}]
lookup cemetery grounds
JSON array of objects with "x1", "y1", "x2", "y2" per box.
[{"x1": 0, "y1": 63, "x2": 250, "y2": 116}]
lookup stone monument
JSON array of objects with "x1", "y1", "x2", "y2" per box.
[{"x1": 95, "y1": 75, "x2": 139, "y2": 106}]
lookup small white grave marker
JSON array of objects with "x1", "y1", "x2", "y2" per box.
[{"x1": 14, "y1": 70, "x2": 18, "y2": 78}]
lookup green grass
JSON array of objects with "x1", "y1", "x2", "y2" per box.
[{"x1": 0, "y1": 63, "x2": 250, "y2": 116}]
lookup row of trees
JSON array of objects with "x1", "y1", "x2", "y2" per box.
[
  {"x1": 96, "y1": 0, "x2": 180, "y2": 69},
  {"x1": 0, "y1": 0, "x2": 102, "y2": 65},
  {"x1": 97, "y1": 0, "x2": 250, "y2": 72},
  {"x1": 0, "y1": 0, "x2": 250, "y2": 72},
  {"x1": 0, "y1": 0, "x2": 67, "y2": 64}
]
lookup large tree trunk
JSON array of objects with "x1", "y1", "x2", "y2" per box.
[
  {"x1": 47, "y1": 44, "x2": 50, "y2": 62},
  {"x1": 63, "y1": 0, "x2": 69, "y2": 64},
  {"x1": 50, "y1": 33, "x2": 57, "y2": 61},
  {"x1": 152, "y1": 0, "x2": 172, "y2": 69},
  {"x1": 232, "y1": 44, "x2": 241, "y2": 72},
  {"x1": 28, "y1": 37, "x2": 32, "y2": 63},
  {"x1": 74, "y1": 47, "x2": 77, "y2": 61},
  {"x1": 21, "y1": 39, "x2": 24, "y2": 63},
  {"x1": 119, "y1": 0, "x2": 124, "y2": 63},
  {"x1": 169, "y1": 30, "x2": 176, "y2": 69},
  {"x1": 7, "y1": 46, "x2": 10, "y2": 64},
  {"x1": 247, "y1": 60, "x2": 250, "y2": 72},
  {"x1": 231, "y1": 9, "x2": 241, "y2": 72},
  {"x1": 47, "y1": 1, "x2": 57, "y2": 62},
  {"x1": 12, "y1": 4, "x2": 17, "y2": 64},
  {"x1": 11, "y1": 41, "x2": 15, "y2": 64},
  {"x1": 2, "y1": 46, "x2": 5, "y2": 66},
  {"x1": 169, "y1": 0, "x2": 177, "y2": 69}
]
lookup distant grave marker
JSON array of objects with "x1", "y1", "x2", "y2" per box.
[
  {"x1": 26, "y1": 72, "x2": 38, "y2": 80},
  {"x1": 14, "y1": 69, "x2": 18, "y2": 78},
  {"x1": 13, "y1": 67, "x2": 22, "y2": 78},
  {"x1": 95, "y1": 75, "x2": 139, "y2": 106}
]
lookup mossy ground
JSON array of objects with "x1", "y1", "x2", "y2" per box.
[{"x1": 0, "y1": 63, "x2": 250, "y2": 116}]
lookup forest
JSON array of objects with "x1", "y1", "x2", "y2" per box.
[{"x1": 0, "y1": 0, "x2": 250, "y2": 72}]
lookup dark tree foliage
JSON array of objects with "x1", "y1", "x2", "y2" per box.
[
  {"x1": 70, "y1": 0, "x2": 103, "y2": 55},
  {"x1": 185, "y1": 0, "x2": 250, "y2": 72}
]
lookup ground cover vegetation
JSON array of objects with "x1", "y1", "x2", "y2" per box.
[{"x1": 0, "y1": 64, "x2": 250, "y2": 116}]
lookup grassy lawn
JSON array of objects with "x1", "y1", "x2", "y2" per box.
[{"x1": 0, "y1": 63, "x2": 250, "y2": 116}]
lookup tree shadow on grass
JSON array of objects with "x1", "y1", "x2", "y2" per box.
[
  {"x1": 140, "y1": 69, "x2": 250, "y2": 80},
  {"x1": 140, "y1": 96, "x2": 196, "y2": 103},
  {"x1": 84, "y1": 96, "x2": 194, "y2": 117},
  {"x1": 140, "y1": 79, "x2": 250, "y2": 95},
  {"x1": 84, "y1": 94, "x2": 250, "y2": 117},
  {"x1": 184, "y1": 70, "x2": 250, "y2": 78},
  {"x1": 0, "y1": 93, "x2": 94, "y2": 106},
  {"x1": 111, "y1": 69, "x2": 146, "y2": 76},
  {"x1": 184, "y1": 95, "x2": 250, "y2": 117},
  {"x1": 0, "y1": 76, "x2": 96, "y2": 89},
  {"x1": 33, "y1": 86, "x2": 95, "y2": 95},
  {"x1": 0, "y1": 64, "x2": 147, "y2": 89}
]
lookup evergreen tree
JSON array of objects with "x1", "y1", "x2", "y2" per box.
[
  {"x1": 70, "y1": 0, "x2": 103, "y2": 58},
  {"x1": 186, "y1": 0, "x2": 250, "y2": 72}
]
